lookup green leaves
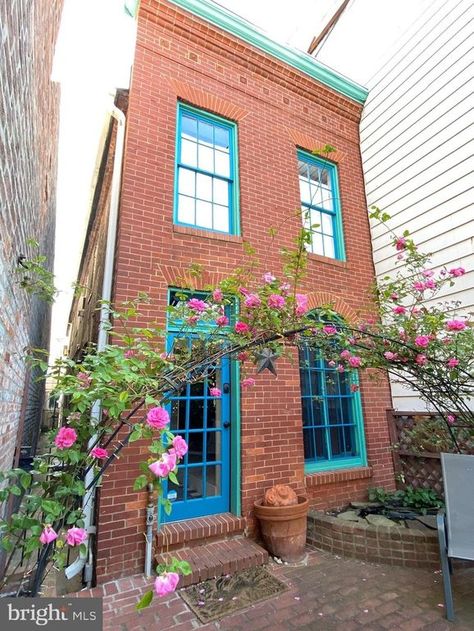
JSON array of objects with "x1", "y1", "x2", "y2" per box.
[
  {"x1": 133, "y1": 475, "x2": 148, "y2": 491},
  {"x1": 136, "y1": 590, "x2": 153, "y2": 610}
]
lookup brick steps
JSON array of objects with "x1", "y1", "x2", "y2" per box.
[
  {"x1": 155, "y1": 513, "x2": 246, "y2": 551},
  {"x1": 156, "y1": 537, "x2": 269, "y2": 587}
]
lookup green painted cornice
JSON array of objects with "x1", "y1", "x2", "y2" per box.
[{"x1": 166, "y1": 0, "x2": 368, "y2": 104}]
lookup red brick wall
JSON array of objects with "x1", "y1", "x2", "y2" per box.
[
  {"x1": 94, "y1": 0, "x2": 395, "y2": 580},
  {"x1": 0, "y1": 0, "x2": 62, "y2": 470}
]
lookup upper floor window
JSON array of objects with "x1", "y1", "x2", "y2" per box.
[
  {"x1": 297, "y1": 150, "x2": 345, "y2": 260},
  {"x1": 175, "y1": 104, "x2": 239, "y2": 235}
]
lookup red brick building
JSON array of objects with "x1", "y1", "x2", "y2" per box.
[{"x1": 70, "y1": 0, "x2": 395, "y2": 583}]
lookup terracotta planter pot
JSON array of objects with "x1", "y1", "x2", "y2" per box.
[{"x1": 253, "y1": 495, "x2": 309, "y2": 562}]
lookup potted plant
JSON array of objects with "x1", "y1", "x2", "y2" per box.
[{"x1": 253, "y1": 484, "x2": 309, "y2": 562}]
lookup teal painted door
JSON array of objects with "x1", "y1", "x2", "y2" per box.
[{"x1": 162, "y1": 335, "x2": 231, "y2": 522}]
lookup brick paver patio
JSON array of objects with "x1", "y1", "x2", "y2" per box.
[{"x1": 79, "y1": 548, "x2": 474, "y2": 630}]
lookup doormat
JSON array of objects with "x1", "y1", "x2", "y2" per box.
[{"x1": 179, "y1": 565, "x2": 288, "y2": 623}]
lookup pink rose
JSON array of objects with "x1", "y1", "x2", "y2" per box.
[
  {"x1": 155, "y1": 572, "x2": 180, "y2": 597},
  {"x1": 323, "y1": 325, "x2": 337, "y2": 335},
  {"x1": 449, "y1": 267, "x2": 465, "y2": 277},
  {"x1": 187, "y1": 298, "x2": 208, "y2": 312},
  {"x1": 416, "y1": 354, "x2": 428, "y2": 366},
  {"x1": 279, "y1": 283, "x2": 291, "y2": 293},
  {"x1": 336, "y1": 364, "x2": 345, "y2": 373},
  {"x1": 340, "y1": 350, "x2": 351, "y2": 360},
  {"x1": 66, "y1": 527, "x2": 87, "y2": 547},
  {"x1": 239, "y1": 286, "x2": 250, "y2": 296},
  {"x1": 413, "y1": 281, "x2": 425, "y2": 292},
  {"x1": 328, "y1": 360, "x2": 336, "y2": 367},
  {"x1": 395, "y1": 237, "x2": 407, "y2": 251},
  {"x1": 424, "y1": 278, "x2": 436, "y2": 289},
  {"x1": 235, "y1": 321, "x2": 250, "y2": 334},
  {"x1": 350, "y1": 384, "x2": 359, "y2": 393},
  {"x1": 447, "y1": 415, "x2": 456, "y2": 425},
  {"x1": 348, "y1": 356, "x2": 362, "y2": 368},
  {"x1": 124, "y1": 349, "x2": 136, "y2": 359},
  {"x1": 146, "y1": 406, "x2": 170, "y2": 429},
  {"x1": 237, "y1": 351, "x2": 249, "y2": 362},
  {"x1": 446, "y1": 319, "x2": 466, "y2": 331},
  {"x1": 172, "y1": 435, "x2": 188, "y2": 458},
  {"x1": 384, "y1": 351, "x2": 398, "y2": 361},
  {"x1": 216, "y1": 315, "x2": 229, "y2": 327},
  {"x1": 244, "y1": 294, "x2": 261, "y2": 308},
  {"x1": 447, "y1": 358, "x2": 460, "y2": 368},
  {"x1": 267, "y1": 294, "x2": 285, "y2": 309},
  {"x1": 40, "y1": 525, "x2": 58, "y2": 545},
  {"x1": 422, "y1": 269, "x2": 434, "y2": 278},
  {"x1": 187, "y1": 315, "x2": 199, "y2": 325},
  {"x1": 149, "y1": 450, "x2": 177, "y2": 478},
  {"x1": 54, "y1": 427, "x2": 78, "y2": 450},
  {"x1": 212, "y1": 288, "x2": 223, "y2": 302},
  {"x1": 90, "y1": 447, "x2": 108, "y2": 459},
  {"x1": 262, "y1": 272, "x2": 276, "y2": 284},
  {"x1": 392, "y1": 306, "x2": 406, "y2": 315},
  {"x1": 390, "y1": 292, "x2": 399, "y2": 301},
  {"x1": 415, "y1": 335, "x2": 430, "y2": 348},
  {"x1": 209, "y1": 387, "x2": 222, "y2": 397},
  {"x1": 241, "y1": 377, "x2": 256, "y2": 388},
  {"x1": 295, "y1": 294, "x2": 309, "y2": 316}
]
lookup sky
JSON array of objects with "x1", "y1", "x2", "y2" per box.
[{"x1": 49, "y1": 0, "x2": 429, "y2": 360}]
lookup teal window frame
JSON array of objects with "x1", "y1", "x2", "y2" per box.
[
  {"x1": 298, "y1": 318, "x2": 366, "y2": 473},
  {"x1": 174, "y1": 103, "x2": 240, "y2": 235},
  {"x1": 297, "y1": 149, "x2": 345, "y2": 261}
]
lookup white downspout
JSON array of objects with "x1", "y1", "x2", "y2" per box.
[{"x1": 65, "y1": 105, "x2": 126, "y2": 584}]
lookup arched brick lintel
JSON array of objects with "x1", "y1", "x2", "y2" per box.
[
  {"x1": 287, "y1": 128, "x2": 346, "y2": 164},
  {"x1": 157, "y1": 264, "x2": 227, "y2": 291},
  {"x1": 167, "y1": 77, "x2": 249, "y2": 122},
  {"x1": 306, "y1": 291, "x2": 358, "y2": 324}
]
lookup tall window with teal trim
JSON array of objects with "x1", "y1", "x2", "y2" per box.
[
  {"x1": 175, "y1": 104, "x2": 238, "y2": 234},
  {"x1": 299, "y1": 338, "x2": 366, "y2": 471},
  {"x1": 297, "y1": 150, "x2": 344, "y2": 260}
]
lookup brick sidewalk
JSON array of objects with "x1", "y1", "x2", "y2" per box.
[{"x1": 78, "y1": 548, "x2": 474, "y2": 630}]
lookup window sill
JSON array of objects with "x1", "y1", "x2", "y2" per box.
[
  {"x1": 307, "y1": 252, "x2": 347, "y2": 269},
  {"x1": 305, "y1": 466, "x2": 372, "y2": 487},
  {"x1": 173, "y1": 224, "x2": 243, "y2": 244}
]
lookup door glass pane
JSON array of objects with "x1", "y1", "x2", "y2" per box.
[
  {"x1": 187, "y1": 467, "x2": 203, "y2": 499},
  {"x1": 206, "y1": 430, "x2": 220, "y2": 462},
  {"x1": 188, "y1": 397, "x2": 204, "y2": 429},
  {"x1": 206, "y1": 397, "x2": 220, "y2": 429},
  {"x1": 167, "y1": 466, "x2": 185, "y2": 502},
  {"x1": 205, "y1": 465, "x2": 221, "y2": 497},
  {"x1": 188, "y1": 432, "x2": 204, "y2": 463},
  {"x1": 171, "y1": 399, "x2": 187, "y2": 432}
]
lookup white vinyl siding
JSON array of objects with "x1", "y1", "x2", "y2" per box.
[{"x1": 360, "y1": 0, "x2": 474, "y2": 410}]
